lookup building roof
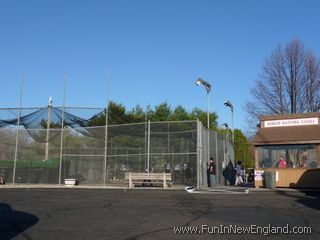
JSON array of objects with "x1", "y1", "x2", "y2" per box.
[
  {"x1": 260, "y1": 112, "x2": 320, "y2": 121},
  {"x1": 252, "y1": 125, "x2": 320, "y2": 145}
]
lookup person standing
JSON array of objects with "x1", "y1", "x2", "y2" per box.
[
  {"x1": 275, "y1": 156, "x2": 287, "y2": 168},
  {"x1": 0, "y1": 175, "x2": 5, "y2": 184},
  {"x1": 208, "y1": 157, "x2": 216, "y2": 188},
  {"x1": 279, "y1": 156, "x2": 287, "y2": 168},
  {"x1": 235, "y1": 161, "x2": 244, "y2": 186}
]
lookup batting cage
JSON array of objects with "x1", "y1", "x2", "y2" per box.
[{"x1": 0, "y1": 107, "x2": 234, "y2": 188}]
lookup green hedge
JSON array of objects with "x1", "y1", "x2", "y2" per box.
[{"x1": 0, "y1": 158, "x2": 60, "y2": 169}]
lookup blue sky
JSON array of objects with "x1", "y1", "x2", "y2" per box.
[{"x1": 1, "y1": 0, "x2": 320, "y2": 130}]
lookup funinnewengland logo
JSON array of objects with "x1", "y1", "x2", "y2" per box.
[{"x1": 173, "y1": 224, "x2": 312, "y2": 236}]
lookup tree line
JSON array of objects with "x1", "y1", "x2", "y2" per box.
[
  {"x1": 88, "y1": 101, "x2": 254, "y2": 168},
  {"x1": 89, "y1": 101, "x2": 219, "y2": 129}
]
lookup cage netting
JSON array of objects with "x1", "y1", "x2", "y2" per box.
[{"x1": 0, "y1": 107, "x2": 105, "y2": 142}]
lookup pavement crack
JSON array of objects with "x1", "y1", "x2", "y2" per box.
[
  {"x1": 125, "y1": 208, "x2": 210, "y2": 240},
  {"x1": 125, "y1": 226, "x2": 172, "y2": 240}
]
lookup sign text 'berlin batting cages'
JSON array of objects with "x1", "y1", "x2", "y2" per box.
[{"x1": 264, "y1": 118, "x2": 318, "y2": 128}]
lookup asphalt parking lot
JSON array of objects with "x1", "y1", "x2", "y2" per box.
[{"x1": 0, "y1": 188, "x2": 319, "y2": 240}]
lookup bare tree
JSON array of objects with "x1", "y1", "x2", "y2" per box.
[
  {"x1": 245, "y1": 39, "x2": 320, "y2": 130},
  {"x1": 304, "y1": 51, "x2": 320, "y2": 112}
]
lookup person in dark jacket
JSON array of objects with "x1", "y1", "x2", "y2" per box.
[{"x1": 208, "y1": 157, "x2": 216, "y2": 188}]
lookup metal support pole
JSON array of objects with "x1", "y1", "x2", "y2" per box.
[
  {"x1": 139, "y1": 147, "x2": 141, "y2": 171},
  {"x1": 147, "y1": 120, "x2": 150, "y2": 173},
  {"x1": 103, "y1": 70, "x2": 110, "y2": 186},
  {"x1": 45, "y1": 97, "x2": 53, "y2": 160},
  {"x1": 167, "y1": 122, "x2": 169, "y2": 152},
  {"x1": 232, "y1": 109, "x2": 234, "y2": 143},
  {"x1": 207, "y1": 92, "x2": 210, "y2": 130},
  {"x1": 223, "y1": 137, "x2": 226, "y2": 185},
  {"x1": 206, "y1": 92, "x2": 210, "y2": 182},
  {"x1": 144, "y1": 106, "x2": 149, "y2": 171},
  {"x1": 103, "y1": 112, "x2": 108, "y2": 185},
  {"x1": 196, "y1": 120, "x2": 199, "y2": 189},
  {"x1": 215, "y1": 131, "x2": 219, "y2": 186},
  {"x1": 144, "y1": 120, "x2": 147, "y2": 171},
  {"x1": 196, "y1": 119, "x2": 202, "y2": 189},
  {"x1": 195, "y1": 78, "x2": 211, "y2": 188},
  {"x1": 167, "y1": 122, "x2": 170, "y2": 165},
  {"x1": 226, "y1": 127, "x2": 229, "y2": 154},
  {"x1": 126, "y1": 147, "x2": 128, "y2": 169},
  {"x1": 224, "y1": 101, "x2": 234, "y2": 143},
  {"x1": 13, "y1": 74, "x2": 24, "y2": 184},
  {"x1": 59, "y1": 73, "x2": 67, "y2": 184}
]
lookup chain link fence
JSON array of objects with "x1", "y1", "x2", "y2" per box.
[
  {"x1": 197, "y1": 123, "x2": 235, "y2": 188},
  {"x1": 0, "y1": 119, "x2": 234, "y2": 188}
]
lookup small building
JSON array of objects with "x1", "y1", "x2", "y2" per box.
[{"x1": 252, "y1": 112, "x2": 320, "y2": 188}]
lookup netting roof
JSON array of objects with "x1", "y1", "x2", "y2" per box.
[
  {"x1": 0, "y1": 107, "x2": 198, "y2": 143},
  {"x1": 0, "y1": 107, "x2": 105, "y2": 142},
  {"x1": 0, "y1": 108, "x2": 90, "y2": 128}
]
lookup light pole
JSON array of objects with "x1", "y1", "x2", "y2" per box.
[
  {"x1": 224, "y1": 100, "x2": 234, "y2": 142},
  {"x1": 223, "y1": 122, "x2": 229, "y2": 133},
  {"x1": 223, "y1": 122, "x2": 229, "y2": 151},
  {"x1": 195, "y1": 78, "x2": 211, "y2": 129},
  {"x1": 222, "y1": 122, "x2": 229, "y2": 185},
  {"x1": 195, "y1": 78, "x2": 211, "y2": 187}
]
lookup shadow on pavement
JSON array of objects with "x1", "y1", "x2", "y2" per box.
[
  {"x1": 0, "y1": 203, "x2": 39, "y2": 240},
  {"x1": 276, "y1": 189, "x2": 320, "y2": 211},
  {"x1": 297, "y1": 190, "x2": 320, "y2": 211}
]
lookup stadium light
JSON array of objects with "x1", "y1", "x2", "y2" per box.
[
  {"x1": 195, "y1": 78, "x2": 211, "y2": 94},
  {"x1": 195, "y1": 78, "x2": 211, "y2": 129},
  {"x1": 195, "y1": 78, "x2": 212, "y2": 188}
]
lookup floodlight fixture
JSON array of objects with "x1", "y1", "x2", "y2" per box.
[
  {"x1": 224, "y1": 100, "x2": 233, "y2": 111},
  {"x1": 194, "y1": 77, "x2": 212, "y2": 180},
  {"x1": 195, "y1": 79, "x2": 202, "y2": 86},
  {"x1": 195, "y1": 78, "x2": 211, "y2": 94}
]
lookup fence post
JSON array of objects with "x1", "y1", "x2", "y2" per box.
[
  {"x1": 129, "y1": 172, "x2": 133, "y2": 188},
  {"x1": 147, "y1": 120, "x2": 150, "y2": 173},
  {"x1": 59, "y1": 73, "x2": 66, "y2": 184},
  {"x1": 196, "y1": 119, "x2": 202, "y2": 189},
  {"x1": 215, "y1": 131, "x2": 219, "y2": 186},
  {"x1": 103, "y1": 71, "x2": 111, "y2": 186},
  {"x1": 104, "y1": 110, "x2": 108, "y2": 186},
  {"x1": 223, "y1": 136, "x2": 226, "y2": 185},
  {"x1": 13, "y1": 75, "x2": 24, "y2": 184}
]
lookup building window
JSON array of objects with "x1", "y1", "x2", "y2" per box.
[{"x1": 257, "y1": 144, "x2": 318, "y2": 168}]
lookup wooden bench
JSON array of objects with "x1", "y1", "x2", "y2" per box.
[{"x1": 125, "y1": 172, "x2": 172, "y2": 189}]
